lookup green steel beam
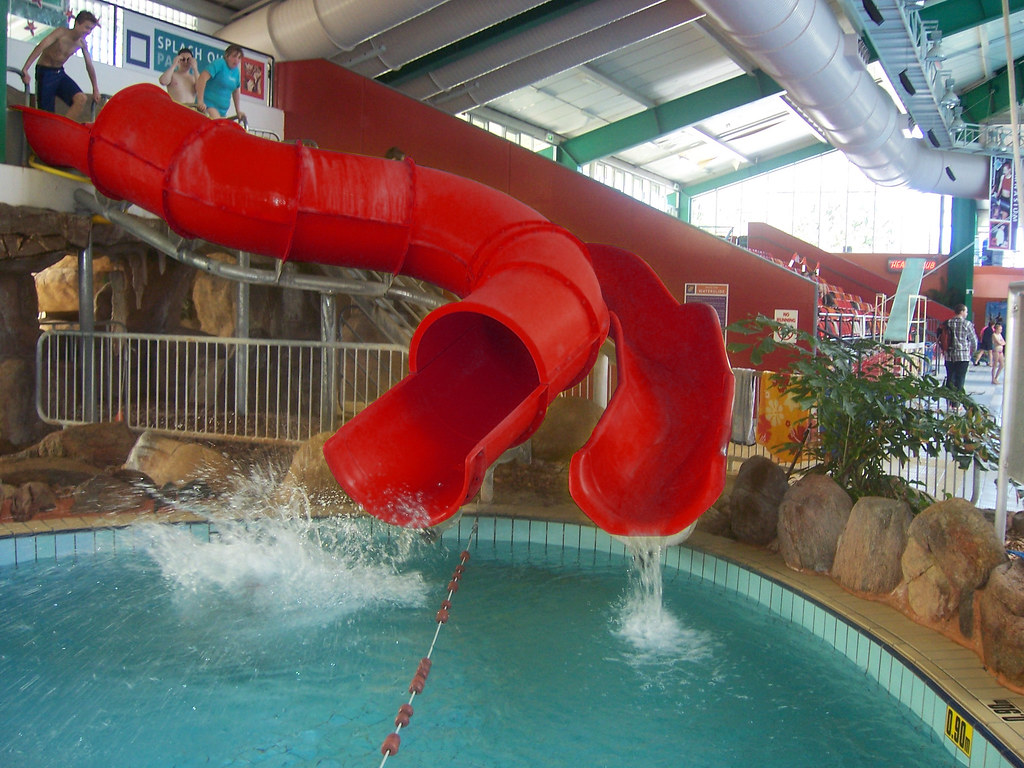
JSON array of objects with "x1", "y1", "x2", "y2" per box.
[
  {"x1": 959, "y1": 56, "x2": 1024, "y2": 123},
  {"x1": 558, "y1": 70, "x2": 782, "y2": 166},
  {"x1": 680, "y1": 144, "x2": 836, "y2": 197},
  {"x1": 919, "y1": 0, "x2": 1024, "y2": 37}
]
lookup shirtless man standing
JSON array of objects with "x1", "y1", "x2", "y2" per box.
[
  {"x1": 20, "y1": 11, "x2": 101, "y2": 123},
  {"x1": 159, "y1": 47, "x2": 199, "y2": 106}
]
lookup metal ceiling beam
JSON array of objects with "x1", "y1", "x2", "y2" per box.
[
  {"x1": 918, "y1": 0, "x2": 1024, "y2": 37},
  {"x1": 960, "y1": 54, "x2": 1024, "y2": 122},
  {"x1": 680, "y1": 144, "x2": 836, "y2": 197},
  {"x1": 379, "y1": 0, "x2": 607, "y2": 87},
  {"x1": 558, "y1": 69, "x2": 782, "y2": 165}
]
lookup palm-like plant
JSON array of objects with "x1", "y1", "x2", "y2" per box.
[{"x1": 727, "y1": 316, "x2": 1001, "y2": 511}]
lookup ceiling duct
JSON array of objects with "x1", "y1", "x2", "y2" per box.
[
  {"x1": 395, "y1": 0, "x2": 672, "y2": 102},
  {"x1": 334, "y1": 0, "x2": 548, "y2": 80},
  {"x1": 428, "y1": 0, "x2": 700, "y2": 115},
  {"x1": 217, "y1": 0, "x2": 448, "y2": 61},
  {"x1": 690, "y1": 0, "x2": 989, "y2": 198}
]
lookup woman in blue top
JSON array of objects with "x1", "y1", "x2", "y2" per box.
[{"x1": 196, "y1": 44, "x2": 247, "y2": 122}]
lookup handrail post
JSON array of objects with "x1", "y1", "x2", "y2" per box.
[
  {"x1": 320, "y1": 293, "x2": 338, "y2": 433},
  {"x1": 234, "y1": 252, "x2": 250, "y2": 418},
  {"x1": 78, "y1": 230, "x2": 96, "y2": 422}
]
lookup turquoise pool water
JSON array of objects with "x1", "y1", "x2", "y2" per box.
[{"x1": 0, "y1": 515, "x2": 957, "y2": 767}]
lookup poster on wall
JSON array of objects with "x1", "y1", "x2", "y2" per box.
[
  {"x1": 684, "y1": 283, "x2": 729, "y2": 336},
  {"x1": 119, "y1": 10, "x2": 273, "y2": 104},
  {"x1": 241, "y1": 57, "x2": 265, "y2": 99},
  {"x1": 989, "y1": 155, "x2": 1018, "y2": 252}
]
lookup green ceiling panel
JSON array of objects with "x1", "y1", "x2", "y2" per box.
[
  {"x1": 960, "y1": 56, "x2": 1024, "y2": 123},
  {"x1": 558, "y1": 70, "x2": 782, "y2": 165},
  {"x1": 919, "y1": 0, "x2": 1024, "y2": 36},
  {"x1": 681, "y1": 144, "x2": 835, "y2": 197}
]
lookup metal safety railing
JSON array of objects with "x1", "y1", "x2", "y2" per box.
[{"x1": 37, "y1": 329, "x2": 408, "y2": 443}]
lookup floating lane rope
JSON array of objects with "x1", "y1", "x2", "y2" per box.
[{"x1": 378, "y1": 518, "x2": 479, "y2": 766}]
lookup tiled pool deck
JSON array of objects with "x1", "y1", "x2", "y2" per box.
[{"x1": 2, "y1": 506, "x2": 1023, "y2": 767}]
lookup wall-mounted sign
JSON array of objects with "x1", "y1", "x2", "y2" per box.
[
  {"x1": 773, "y1": 309, "x2": 799, "y2": 343},
  {"x1": 989, "y1": 155, "x2": 1019, "y2": 252},
  {"x1": 887, "y1": 258, "x2": 936, "y2": 272},
  {"x1": 684, "y1": 283, "x2": 728, "y2": 333}
]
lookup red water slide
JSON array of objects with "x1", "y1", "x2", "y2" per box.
[{"x1": 16, "y1": 84, "x2": 732, "y2": 537}]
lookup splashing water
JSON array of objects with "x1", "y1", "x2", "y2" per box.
[
  {"x1": 127, "y1": 467, "x2": 433, "y2": 627},
  {"x1": 614, "y1": 537, "x2": 711, "y2": 665}
]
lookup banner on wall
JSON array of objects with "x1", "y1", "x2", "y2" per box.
[
  {"x1": 989, "y1": 155, "x2": 1018, "y2": 252},
  {"x1": 119, "y1": 10, "x2": 273, "y2": 104}
]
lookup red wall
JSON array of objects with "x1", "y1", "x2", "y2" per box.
[{"x1": 275, "y1": 60, "x2": 818, "y2": 369}]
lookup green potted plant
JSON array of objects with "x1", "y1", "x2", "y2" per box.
[{"x1": 726, "y1": 316, "x2": 1001, "y2": 511}]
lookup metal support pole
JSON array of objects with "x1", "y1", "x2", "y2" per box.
[
  {"x1": 234, "y1": 252, "x2": 250, "y2": 417},
  {"x1": 996, "y1": 281, "x2": 1024, "y2": 543},
  {"x1": 320, "y1": 292, "x2": 338, "y2": 433},
  {"x1": 594, "y1": 352, "x2": 610, "y2": 408},
  {"x1": 78, "y1": 231, "x2": 96, "y2": 422}
]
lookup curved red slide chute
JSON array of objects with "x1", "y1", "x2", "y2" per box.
[
  {"x1": 571, "y1": 245, "x2": 734, "y2": 537},
  {"x1": 16, "y1": 84, "x2": 733, "y2": 537}
]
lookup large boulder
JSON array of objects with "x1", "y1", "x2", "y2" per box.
[
  {"x1": 11, "y1": 481, "x2": 56, "y2": 521},
  {"x1": 70, "y1": 472, "x2": 157, "y2": 515},
  {"x1": 777, "y1": 474, "x2": 852, "y2": 572},
  {"x1": 124, "y1": 431, "x2": 238, "y2": 493},
  {"x1": 280, "y1": 432, "x2": 354, "y2": 512},
  {"x1": 901, "y1": 498, "x2": 1006, "y2": 632},
  {"x1": 33, "y1": 422, "x2": 137, "y2": 466},
  {"x1": 0, "y1": 358, "x2": 41, "y2": 447},
  {"x1": 832, "y1": 497, "x2": 913, "y2": 594},
  {"x1": 729, "y1": 455, "x2": 788, "y2": 546},
  {"x1": 531, "y1": 397, "x2": 603, "y2": 462},
  {"x1": 979, "y1": 559, "x2": 1024, "y2": 688}
]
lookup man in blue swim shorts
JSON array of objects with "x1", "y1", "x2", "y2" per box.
[{"x1": 20, "y1": 11, "x2": 101, "y2": 122}]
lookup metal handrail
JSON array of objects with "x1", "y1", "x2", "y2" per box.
[{"x1": 37, "y1": 328, "x2": 410, "y2": 444}]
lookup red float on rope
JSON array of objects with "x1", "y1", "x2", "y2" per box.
[
  {"x1": 440, "y1": 599, "x2": 452, "y2": 610},
  {"x1": 417, "y1": 658, "x2": 432, "y2": 677},
  {"x1": 454, "y1": 565, "x2": 465, "y2": 577},
  {"x1": 395, "y1": 703, "x2": 413, "y2": 728},
  {"x1": 447, "y1": 580, "x2": 459, "y2": 593},
  {"x1": 381, "y1": 733, "x2": 400, "y2": 756},
  {"x1": 460, "y1": 550, "x2": 471, "y2": 563},
  {"x1": 435, "y1": 607, "x2": 450, "y2": 623},
  {"x1": 409, "y1": 673, "x2": 426, "y2": 694}
]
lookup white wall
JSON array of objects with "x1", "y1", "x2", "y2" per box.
[{"x1": 6, "y1": 38, "x2": 285, "y2": 138}]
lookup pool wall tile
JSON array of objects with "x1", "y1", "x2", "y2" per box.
[
  {"x1": 577, "y1": 525, "x2": 597, "y2": 553},
  {"x1": 35, "y1": 534, "x2": 55, "y2": 561},
  {"x1": 0, "y1": 537, "x2": 14, "y2": 567},
  {"x1": 55, "y1": 532, "x2": 76, "y2": 560},
  {"x1": 94, "y1": 528, "x2": 115, "y2": 553}
]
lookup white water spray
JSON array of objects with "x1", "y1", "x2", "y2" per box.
[
  {"x1": 127, "y1": 467, "x2": 433, "y2": 625},
  {"x1": 615, "y1": 537, "x2": 711, "y2": 664}
]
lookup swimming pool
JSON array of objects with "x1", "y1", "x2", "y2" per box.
[{"x1": 0, "y1": 513, "x2": 1015, "y2": 767}]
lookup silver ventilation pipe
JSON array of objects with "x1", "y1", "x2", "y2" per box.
[
  {"x1": 691, "y1": 0, "x2": 989, "y2": 198},
  {"x1": 217, "y1": 0, "x2": 448, "y2": 61}
]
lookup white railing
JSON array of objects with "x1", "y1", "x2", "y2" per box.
[{"x1": 37, "y1": 329, "x2": 408, "y2": 443}]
